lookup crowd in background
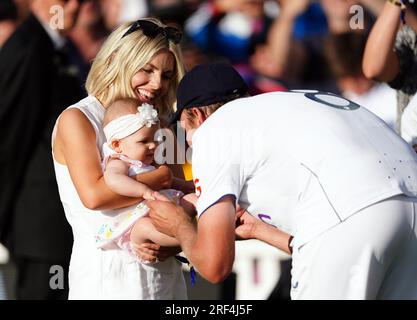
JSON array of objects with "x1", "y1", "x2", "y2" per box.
[{"x1": 1, "y1": 0, "x2": 417, "y2": 300}]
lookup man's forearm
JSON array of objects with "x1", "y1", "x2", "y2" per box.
[
  {"x1": 172, "y1": 216, "x2": 217, "y2": 280},
  {"x1": 173, "y1": 205, "x2": 236, "y2": 284},
  {"x1": 254, "y1": 223, "x2": 292, "y2": 255},
  {"x1": 174, "y1": 217, "x2": 198, "y2": 260},
  {"x1": 147, "y1": 196, "x2": 236, "y2": 284}
]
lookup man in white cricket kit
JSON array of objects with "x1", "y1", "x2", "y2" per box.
[{"x1": 147, "y1": 63, "x2": 417, "y2": 299}]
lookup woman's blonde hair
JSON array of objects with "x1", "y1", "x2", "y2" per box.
[{"x1": 86, "y1": 18, "x2": 185, "y2": 122}]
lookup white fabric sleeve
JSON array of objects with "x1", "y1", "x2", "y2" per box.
[{"x1": 191, "y1": 133, "x2": 243, "y2": 218}]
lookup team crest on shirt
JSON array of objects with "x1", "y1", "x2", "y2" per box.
[{"x1": 194, "y1": 178, "x2": 202, "y2": 197}]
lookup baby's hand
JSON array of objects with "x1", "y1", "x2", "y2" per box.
[{"x1": 143, "y1": 189, "x2": 156, "y2": 201}]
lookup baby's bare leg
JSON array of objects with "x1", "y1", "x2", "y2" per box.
[{"x1": 130, "y1": 216, "x2": 180, "y2": 247}]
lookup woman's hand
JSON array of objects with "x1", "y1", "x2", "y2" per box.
[{"x1": 131, "y1": 242, "x2": 182, "y2": 263}]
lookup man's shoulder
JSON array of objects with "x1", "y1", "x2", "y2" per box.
[
  {"x1": 0, "y1": 20, "x2": 55, "y2": 79},
  {"x1": 1, "y1": 15, "x2": 52, "y2": 56}
]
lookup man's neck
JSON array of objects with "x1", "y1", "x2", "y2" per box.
[
  {"x1": 31, "y1": 7, "x2": 66, "y2": 50},
  {"x1": 35, "y1": 13, "x2": 66, "y2": 50},
  {"x1": 0, "y1": 21, "x2": 17, "y2": 48}
]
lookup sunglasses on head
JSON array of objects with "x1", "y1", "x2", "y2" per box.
[{"x1": 122, "y1": 20, "x2": 182, "y2": 44}]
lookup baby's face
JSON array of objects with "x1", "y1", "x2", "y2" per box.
[{"x1": 118, "y1": 125, "x2": 159, "y2": 165}]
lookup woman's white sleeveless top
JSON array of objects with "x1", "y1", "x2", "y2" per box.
[{"x1": 51, "y1": 96, "x2": 186, "y2": 300}]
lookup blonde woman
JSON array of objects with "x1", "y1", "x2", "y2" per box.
[{"x1": 51, "y1": 18, "x2": 187, "y2": 299}]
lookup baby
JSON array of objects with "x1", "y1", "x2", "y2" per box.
[{"x1": 96, "y1": 98, "x2": 196, "y2": 256}]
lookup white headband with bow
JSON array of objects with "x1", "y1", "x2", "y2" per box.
[{"x1": 103, "y1": 103, "x2": 159, "y2": 142}]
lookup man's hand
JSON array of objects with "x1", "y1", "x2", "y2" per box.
[{"x1": 147, "y1": 192, "x2": 193, "y2": 238}]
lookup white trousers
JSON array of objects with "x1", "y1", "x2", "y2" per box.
[{"x1": 291, "y1": 195, "x2": 417, "y2": 300}]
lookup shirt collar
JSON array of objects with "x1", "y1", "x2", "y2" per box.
[{"x1": 39, "y1": 19, "x2": 66, "y2": 50}]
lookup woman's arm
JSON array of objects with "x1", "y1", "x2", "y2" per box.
[
  {"x1": 359, "y1": 0, "x2": 386, "y2": 17},
  {"x1": 55, "y1": 108, "x2": 171, "y2": 210},
  {"x1": 104, "y1": 159, "x2": 155, "y2": 199},
  {"x1": 362, "y1": 1, "x2": 401, "y2": 81}
]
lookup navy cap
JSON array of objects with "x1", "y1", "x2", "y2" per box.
[{"x1": 170, "y1": 63, "x2": 249, "y2": 125}]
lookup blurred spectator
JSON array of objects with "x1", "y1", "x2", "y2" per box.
[
  {"x1": 99, "y1": 0, "x2": 121, "y2": 31},
  {"x1": 0, "y1": 272, "x2": 5, "y2": 300},
  {"x1": 0, "y1": 0, "x2": 85, "y2": 299},
  {"x1": 148, "y1": 0, "x2": 201, "y2": 27},
  {"x1": 185, "y1": 0, "x2": 285, "y2": 93},
  {"x1": 180, "y1": 39, "x2": 210, "y2": 71},
  {"x1": 69, "y1": 0, "x2": 109, "y2": 84},
  {"x1": 13, "y1": 0, "x2": 30, "y2": 23},
  {"x1": 325, "y1": 32, "x2": 397, "y2": 130},
  {"x1": 146, "y1": 0, "x2": 208, "y2": 71},
  {"x1": 185, "y1": 0, "x2": 272, "y2": 65},
  {"x1": 100, "y1": 0, "x2": 148, "y2": 31},
  {"x1": 268, "y1": 259, "x2": 291, "y2": 301},
  {"x1": 321, "y1": 0, "x2": 382, "y2": 34},
  {"x1": 363, "y1": 0, "x2": 417, "y2": 133},
  {"x1": 254, "y1": 0, "x2": 383, "y2": 91},
  {"x1": 250, "y1": 0, "x2": 312, "y2": 88},
  {"x1": 118, "y1": 0, "x2": 148, "y2": 25},
  {"x1": 251, "y1": 0, "x2": 332, "y2": 90},
  {"x1": 0, "y1": 242, "x2": 9, "y2": 300},
  {"x1": 0, "y1": 0, "x2": 18, "y2": 48},
  {"x1": 0, "y1": 0, "x2": 18, "y2": 300}
]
